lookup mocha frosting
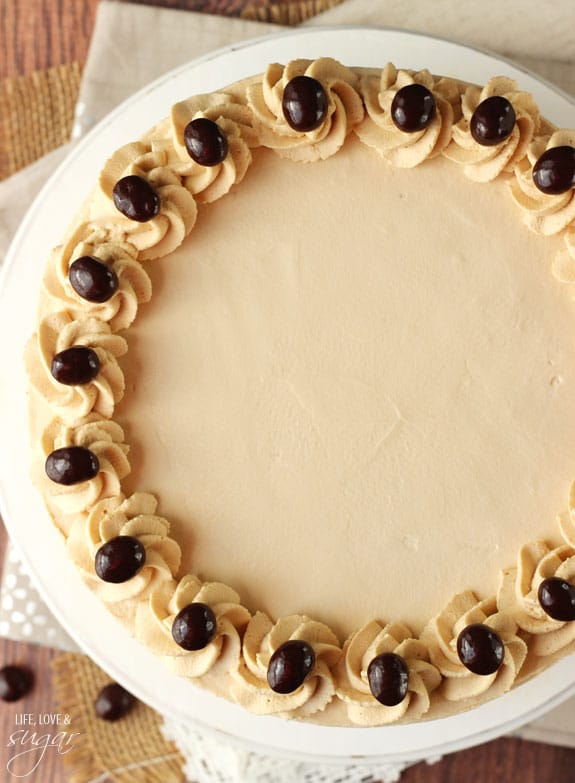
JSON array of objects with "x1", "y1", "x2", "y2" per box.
[
  {"x1": 27, "y1": 59, "x2": 575, "y2": 724},
  {"x1": 43, "y1": 230, "x2": 152, "y2": 332},
  {"x1": 421, "y1": 593, "x2": 527, "y2": 703},
  {"x1": 498, "y1": 541, "x2": 575, "y2": 656},
  {"x1": 97, "y1": 142, "x2": 198, "y2": 260},
  {"x1": 166, "y1": 92, "x2": 258, "y2": 203},
  {"x1": 335, "y1": 621, "x2": 441, "y2": 726},
  {"x1": 39, "y1": 416, "x2": 129, "y2": 523},
  {"x1": 246, "y1": 58, "x2": 364, "y2": 162},
  {"x1": 231, "y1": 613, "x2": 341, "y2": 718},
  {"x1": 355, "y1": 63, "x2": 459, "y2": 167},
  {"x1": 510, "y1": 130, "x2": 575, "y2": 235},
  {"x1": 497, "y1": 485, "x2": 575, "y2": 657},
  {"x1": 67, "y1": 492, "x2": 182, "y2": 628},
  {"x1": 135, "y1": 575, "x2": 250, "y2": 679},
  {"x1": 25, "y1": 312, "x2": 127, "y2": 421},
  {"x1": 444, "y1": 77, "x2": 540, "y2": 181}
]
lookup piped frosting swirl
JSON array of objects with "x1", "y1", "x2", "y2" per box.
[
  {"x1": 97, "y1": 142, "x2": 198, "y2": 260},
  {"x1": 510, "y1": 129, "x2": 575, "y2": 235},
  {"x1": 444, "y1": 77, "x2": 540, "y2": 181},
  {"x1": 498, "y1": 540, "x2": 575, "y2": 657},
  {"x1": 43, "y1": 228, "x2": 151, "y2": 332},
  {"x1": 26, "y1": 311, "x2": 127, "y2": 421},
  {"x1": 165, "y1": 92, "x2": 257, "y2": 203},
  {"x1": 66, "y1": 493, "x2": 181, "y2": 628},
  {"x1": 246, "y1": 58, "x2": 364, "y2": 162},
  {"x1": 39, "y1": 416, "x2": 129, "y2": 523},
  {"x1": 135, "y1": 575, "x2": 250, "y2": 679},
  {"x1": 355, "y1": 64, "x2": 459, "y2": 167},
  {"x1": 335, "y1": 620, "x2": 441, "y2": 725},
  {"x1": 421, "y1": 592, "x2": 527, "y2": 703},
  {"x1": 231, "y1": 613, "x2": 341, "y2": 717}
]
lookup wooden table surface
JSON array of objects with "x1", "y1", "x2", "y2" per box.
[{"x1": 2, "y1": 1, "x2": 575, "y2": 781}]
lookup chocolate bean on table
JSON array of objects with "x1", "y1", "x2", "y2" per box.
[
  {"x1": 0, "y1": 665, "x2": 34, "y2": 702},
  {"x1": 94, "y1": 682, "x2": 135, "y2": 721}
]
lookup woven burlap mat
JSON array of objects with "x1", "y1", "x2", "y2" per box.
[
  {"x1": 51, "y1": 652, "x2": 185, "y2": 783},
  {"x1": 0, "y1": 63, "x2": 83, "y2": 181},
  {"x1": 0, "y1": 0, "x2": 342, "y2": 181}
]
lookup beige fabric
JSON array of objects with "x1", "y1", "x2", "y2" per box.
[
  {"x1": 75, "y1": 3, "x2": 281, "y2": 133},
  {"x1": 308, "y1": 0, "x2": 575, "y2": 64},
  {"x1": 307, "y1": 0, "x2": 575, "y2": 97}
]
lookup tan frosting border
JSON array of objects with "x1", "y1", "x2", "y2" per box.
[{"x1": 26, "y1": 59, "x2": 575, "y2": 726}]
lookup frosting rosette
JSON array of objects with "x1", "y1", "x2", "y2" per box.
[
  {"x1": 135, "y1": 575, "x2": 250, "y2": 679},
  {"x1": 97, "y1": 142, "x2": 197, "y2": 260},
  {"x1": 66, "y1": 493, "x2": 181, "y2": 628},
  {"x1": 510, "y1": 130, "x2": 575, "y2": 235},
  {"x1": 335, "y1": 620, "x2": 441, "y2": 726},
  {"x1": 161, "y1": 92, "x2": 257, "y2": 204},
  {"x1": 498, "y1": 539, "x2": 575, "y2": 656},
  {"x1": 246, "y1": 58, "x2": 364, "y2": 162},
  {"x1": 25, "y1": 311, "x2": 127, "y2": 421},
  {"x1": 230, "y1": 613, "x2": 341, "y2": 718},
  {"x1": 43, "y1": 226, "x2": 151, "y2": 332},
  {"x1": 355, "y1": 64, "x2": 459, "y2": 167},
  {"x1": 420, "y1": 592, "x2": 527, "y2": 703},
  {"x1": 39, "y1": 415, "x2": 129, "y2": 524},
  {"x1": 444, "y1": 77, "x2": 540, "y2": 181}
]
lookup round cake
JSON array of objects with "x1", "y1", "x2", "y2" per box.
[{"x1": 25, "y1": 58, "x2": 575, "y2": 726}]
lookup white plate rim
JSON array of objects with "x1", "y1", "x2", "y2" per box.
[{"x1": 1, "y1": 25, "x2": 575, "y2": 763}]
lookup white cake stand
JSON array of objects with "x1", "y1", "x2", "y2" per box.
[{"x1": 1, "y1": 27, "x2": 575, "y2": 766}]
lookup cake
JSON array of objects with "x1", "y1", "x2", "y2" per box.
[{"x1": 25, "y1": 58, "x2": 575, "y2": 726}]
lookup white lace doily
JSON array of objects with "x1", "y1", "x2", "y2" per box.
[
  {"x1": 0, "y1": 542, "x2": 78, "y2": 651},
  {"x1": 161, "y1": 720, "x2": 442, "y2": 783}
]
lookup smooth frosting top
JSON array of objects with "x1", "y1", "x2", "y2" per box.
[{"x1": 119, "y1": 141, "x2": 573, "y2": 640}]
